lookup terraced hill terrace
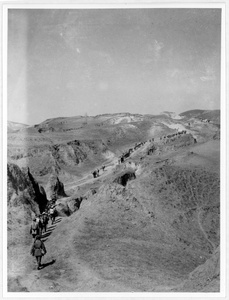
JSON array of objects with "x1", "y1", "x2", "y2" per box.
[{"x1": 7, "y1": 110, "x2": 220, "y2": 292}]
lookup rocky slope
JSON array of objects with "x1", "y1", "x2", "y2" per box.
[
  {"x1": 180, "y1": 109, "x2": 220, "y2": 124},
  {"x1": 7, "y1": 164, "x2": 48, "y2": 267},
  {"x1": 7, "y1": 110, "x2": 221, "y2": 292},
  {"x1": 45, "y1": 174, "x2": 67, "y2": 200},
  {"x1": 7, "y1": 164, "x2": 47, "y2": 219}
]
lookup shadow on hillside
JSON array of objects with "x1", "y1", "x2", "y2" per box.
[
  {"x1": 53, "y1": 218, "x2": 62, "y2": 224},
  {"x1": 46, "y1": 225, "x2": 57, "y2": 231},
  {"x1": 41, "y1": 231, "x2": 53, "y2": 240},
  {"x1": 41, "y1": 226, "x2": 56, "y2": 234},
  {"x1": 40, "y1": 218, "x2": 62, "y2": 242},
  {"x1": 47, "y1": 218, "x2": 61, "y2": 227},
  {"x1": 40, "y1": 259, "x2": 56, "y2": 269}
]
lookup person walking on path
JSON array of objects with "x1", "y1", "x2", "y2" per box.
[
  {"x1": 30, "y1": 235, "x2": 47, "y2": 270},
  {"x1": 35, "y1": 215, "x2": 42, "y2": 235},
  {"x1": 41, "y1": 212, "x2": 49, "y2": 233},
  {"x1": 49, "y1": 205, "x2": 56, "y2": 225},
  {"x1": 30, "y1": 217, "x2": 40, "y2": 240}
]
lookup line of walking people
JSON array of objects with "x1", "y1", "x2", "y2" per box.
[{"x1": 30, "y1": 203, "x2": 57, "y2": 270}]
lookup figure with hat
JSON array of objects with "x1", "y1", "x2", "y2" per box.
[{"x1": 30, "y1": 235, "x2": 47, "y2": 270}]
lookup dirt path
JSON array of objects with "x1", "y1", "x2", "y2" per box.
[
  {"x1": 8, "y1": 217, "x2": 63, "y2": 292},
  {"x1": 64, "y1": 137, "x2": 175, "y2": 192},
  {"x1": 10, "y1": 214, "x2": 146, "y2": 292},
  {"x1": 64, "y1": 158, "x2": 118, "y2": 192},
  {"x1": 8, "y1": 138, "x2": 220, "y2": 292}
]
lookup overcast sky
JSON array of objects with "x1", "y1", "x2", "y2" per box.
[{"x1": 8, "y1": 8, "x2": 221, "y2": 125}]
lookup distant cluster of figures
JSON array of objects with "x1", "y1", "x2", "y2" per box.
[
  {"x1": 91, "y1": 129, "x2": 195, "y2": 179},
  {"x1": 92, "y1": 165, "x2": 106, "y2": 178},
  {"x1": 160, "y1": 130, "x2": 197, "y2": 144},
  {"x1": 200, "y1": 118, "x2": 211, "y2": 123},
  {"x1": 117, "y1": 139, "x2": 153, "y2": 164},
  {"x1": 159, "y1": 130, "x2": 187, "y2": 141},
  {"x1": 117, "y1": 139, "x2": 155, "y2": 164},
  {"x1": 118, "y1": 149, "x2": 133, "y2": 164},
  {"x1": 117, "y1": 130, "x2": 193, "y2": 164},
  {"x1": 135, "y1": 139, "x2": 155, "y2": 149}
]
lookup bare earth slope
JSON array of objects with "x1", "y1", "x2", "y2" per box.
[{"x1": 7, "y1": 111, "x2": 220, "y2": 293}]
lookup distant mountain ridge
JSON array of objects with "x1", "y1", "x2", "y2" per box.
[
  {"x1": 7, "y1": 121, "x2": 29, "y2": 132},
  {"x1": 8, "y1": 110, "x2": 220, "y2": 129},
  {"x1": 38, "y1": 109, "x2": 220, "y2": 127},
  {"x1": 161, "y1": 111, "x2": 183, "y2": 120},
  {"x1": 180, "y1": 109, "x2": 220, "y2": 124}
]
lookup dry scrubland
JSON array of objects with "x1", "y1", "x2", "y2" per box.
[{"x1": 7, "y1": 110, "x2": 220, "y2": 292}]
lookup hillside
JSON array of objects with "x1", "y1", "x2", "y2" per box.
[
  {"x1": 7, "y1": 112, "x2": 219, "y2": 183},
  {"x1": 180, "y1": 109, "x2": 220, "y2": 124},
  {"x1": 7, "y1": 111, "x2": 220, "y2": 292},
  {"x1": 7, "y1": 121, "x2": 29, "y2": 133}
]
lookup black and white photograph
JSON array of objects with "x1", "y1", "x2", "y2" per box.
[{"x1": 3, "y1": 1, "x2": 227, "y2": 296}]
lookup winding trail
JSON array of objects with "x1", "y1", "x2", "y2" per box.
[{"x1": 8, "y1": 136, "x2": 220, "y2": 292}]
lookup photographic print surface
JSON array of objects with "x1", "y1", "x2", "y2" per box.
[{"x1": 6, "y1": 5, "x2": 222, "y2": 294}]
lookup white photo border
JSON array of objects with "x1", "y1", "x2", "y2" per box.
[{"x1": 1, "y1": 1, "x2": 227, "y2": 299}]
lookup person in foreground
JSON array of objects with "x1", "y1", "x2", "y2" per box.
[{"x1": 30, "y1": 235, "x2": 47, "y2": 270}]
